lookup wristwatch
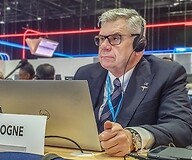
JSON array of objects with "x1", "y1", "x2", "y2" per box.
[{"x1": 128, "y1": 128, "x2": 142, "y2": 151}]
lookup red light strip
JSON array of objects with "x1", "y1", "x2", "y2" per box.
[
  {"x1": 0, "y1": 21, "x2": 192, "y2": 38},
  {"x1": 184, "y1": 22, "x2": 192, "y2": 26},
  {"x1": 1, "y1": 21, "x2": 192, "y2": 59},
  {"x1": 0, "y1": 29, "x2": 100, "y2": 38},
  {"x1": 20, "y1": 29, "x2": 100, "y2": 58},
  {"x1": 147, "y1": 21, "x2": 192, "y2": 28}
]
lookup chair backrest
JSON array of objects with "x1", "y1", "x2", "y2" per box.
[{"x1": 0, "y1": 152, "x2": 65, "y2": 160}]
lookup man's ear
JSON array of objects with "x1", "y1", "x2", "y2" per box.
[{"x1": 135, "y1": 51, "x2": 144, "y2": 57}]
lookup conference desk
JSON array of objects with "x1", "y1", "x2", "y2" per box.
[{"x1": 45, "y1": 146, "x2": 136, "y2": 160}]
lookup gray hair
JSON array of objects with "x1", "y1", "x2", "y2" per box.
[{"x1": 98, "y1": 8, "x2": 146, "y2": 35}]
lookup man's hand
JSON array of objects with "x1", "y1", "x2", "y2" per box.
[{"x1": 99, "y1": 120, "x2": 134, "y2": 157}]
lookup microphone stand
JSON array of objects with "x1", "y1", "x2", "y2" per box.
[{"x1": 4, "y1": 59, "x2": 28, "y2": 80}]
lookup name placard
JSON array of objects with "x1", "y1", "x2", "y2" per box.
[{"x1": 0, "y1": 113, "x2": 47, "y2": 155}]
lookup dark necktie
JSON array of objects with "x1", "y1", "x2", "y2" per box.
[{"x1": 100, "y1": 78, "x2": 122, "y2": 123}]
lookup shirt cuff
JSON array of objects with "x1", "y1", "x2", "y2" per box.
[{"x1": 126, "y1": 127, "x2": 155, "y2": 150}]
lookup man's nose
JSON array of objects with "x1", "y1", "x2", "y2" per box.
[
  {"x1": 101, "y1": 38, "x2": 111, "y2": 47},
  {"x1": 100, "y1": 41, "x2": 112, "y2": 52}
]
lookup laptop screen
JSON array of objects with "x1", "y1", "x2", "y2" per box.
[{"x1": 0, "y1": 80, "x2": 102, "y2": 151}]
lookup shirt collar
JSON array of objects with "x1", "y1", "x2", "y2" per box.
[{"x1": 108, "y1": 67, "x2": 135, "y2": 92}]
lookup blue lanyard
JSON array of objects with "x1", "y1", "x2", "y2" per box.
[{"x1": 106, "y1": 75, "x2": 123, "y2": 122}]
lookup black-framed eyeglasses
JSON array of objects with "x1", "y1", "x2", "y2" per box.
[{"x1": 94, "y1": 34, "x2": 137, "y2": 46}]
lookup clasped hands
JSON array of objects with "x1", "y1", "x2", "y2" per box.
[{"x1": 99, "y1": 120, "x2": 134, "y2": 157}]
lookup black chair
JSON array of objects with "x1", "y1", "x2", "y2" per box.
[{"x1": 0, "y1": 152, "x2": 66, "y2": 160}]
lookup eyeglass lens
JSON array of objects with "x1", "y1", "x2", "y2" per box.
[{"x1": 94, "y1": 34, "x2": 121, "y2": 46}]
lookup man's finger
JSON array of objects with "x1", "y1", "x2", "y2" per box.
[{"x1": 104, "y1": 120, "x2": 113, "y2": 130}]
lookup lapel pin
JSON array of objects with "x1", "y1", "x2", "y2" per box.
[{"x1": 141, "y1": 82, "x2": 149, "y2": 92}]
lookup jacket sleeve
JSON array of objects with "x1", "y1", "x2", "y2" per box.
[{"x1": 141, "y1": 63, "x2": 192, "y2": 148}]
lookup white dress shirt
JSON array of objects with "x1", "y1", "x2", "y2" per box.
[{"x1": 99, "y1": 68, "x2": 155, "y2": 151}]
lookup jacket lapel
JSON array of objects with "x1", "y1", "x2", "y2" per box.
[
  {"x1": 117, "y1": 57, "x2": 155, "y2": 127},
  {"x1": 89, "y1": 63, "x2": 107, "y2": 109}
]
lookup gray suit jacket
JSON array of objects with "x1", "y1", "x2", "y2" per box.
[{"x1": 74, "y1": 55, "x2": 192, "y2": 148}]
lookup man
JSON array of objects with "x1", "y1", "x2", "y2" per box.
[
  {"x1": 18, "y1": 62, "x2": 35, "y2": 80},
  {"x1": 35, "y1": 63, "x2": 55, "y2": 80},
  {"x1": 74, "y1": 8, "x2": 192, "y2": 156}
]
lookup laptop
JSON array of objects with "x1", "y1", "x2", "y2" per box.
[{"x1": 0, "y1": 80, "x2": 102, "y2": 152}]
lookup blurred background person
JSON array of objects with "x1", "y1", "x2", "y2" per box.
[
  {"x1": 162, "y1": 56, "x2": 173, "y2": 62},
  {"x1": 18, "y1": 62, "x2": 35, "y2": 80},
  {"x1": 35, "y1": 63, "x2": 55, "y2": 80},
  {"x1": 0, "y1": 72, "x2": 4, "y2": 79}
]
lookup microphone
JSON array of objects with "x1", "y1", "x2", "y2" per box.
[
  {"x1": 4, "y1": 59, "x2": 28, "y2": 80},
  {"x1": 15, "y1": 59, "x2": 28, "y2": 69}
]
